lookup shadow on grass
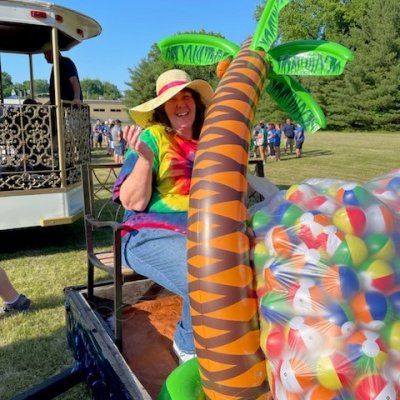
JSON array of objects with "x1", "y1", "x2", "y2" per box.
[
  {"x1": 0, "y1": 325, "x2": 90, "y2": 400},
  {"x1": 0, "y1": 220, "x2": 87, "y2": 258},
  {"x1": 0, "y1": 294, "x2": 66, "y2": 320},
  {"x1": 274, "y1": 149, "x2": 333, "y2": 161},
  {"x1": 300, "y1": 149, "x2": 333, "y2": 158}
]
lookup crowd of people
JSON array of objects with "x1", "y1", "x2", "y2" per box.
[
  {"x1": 251, "y1": 118, "x2": 305, "y2": 163},
  {"x1": 91, "y1": 118, "x2": 131, "y2": 163}
]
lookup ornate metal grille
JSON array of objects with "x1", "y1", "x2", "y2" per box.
[{"x1": 0, "y1": 103, "x2": 91, "y2": 191}]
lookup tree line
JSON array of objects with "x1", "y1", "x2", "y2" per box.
[
  {"x1": 124, "y1": 0, "x2": 399, "y2": 131},
  {"x1": 1, "y1": 73, "x2": 122, "y2": 101}
]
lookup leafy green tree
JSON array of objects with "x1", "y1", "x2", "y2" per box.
[
  {"x1": 15, "y1": 79, "x2": 49, "y2": 97},
  {"x1": 1, "y1": 72, "x2": 13, "y2": 97},
  {"x1": 255, "y1": 0, "x2": 400, "y2": 131},
  {"x1": 80, "y1": 79, "x2": 121, "y2": 100},
  {"x1": 337, "y1": 0, "x2": 400, "y2": 130},
  {"x1": 102, "y1": 81, "x2": 122, "y2": 100}
]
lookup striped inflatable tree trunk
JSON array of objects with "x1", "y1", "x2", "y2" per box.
[{"x1": 187, "y1": 38, "x2": 269, "y2": 399}]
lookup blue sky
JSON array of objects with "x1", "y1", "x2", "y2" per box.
[{"x1": 1, "y1": 0, "x2": 263, "y2": 93}]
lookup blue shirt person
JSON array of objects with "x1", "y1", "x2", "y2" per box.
[{"x1": 294, "y1": 124, "x2": 305, "y2": 158}]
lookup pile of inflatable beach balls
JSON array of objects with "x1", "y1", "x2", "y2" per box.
[{"x1": 249, "y1": 169, "x2": 400, "y2": 399}]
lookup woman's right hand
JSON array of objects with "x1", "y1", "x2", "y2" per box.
[{"x1": 124, "y1": 125, "x2": 153, "y2": 161}]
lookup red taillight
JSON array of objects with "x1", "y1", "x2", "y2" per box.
[
  {"x1": 55, "y1": 14, "x2": 63, "y2": 22},
  {"x1": 31, "y1": 10, "x2": 47, "y2": 18},
  {"x1": 76, "y1": 28, "x2": 84, "y2": 37}
]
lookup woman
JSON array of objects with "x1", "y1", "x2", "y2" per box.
[{"x1": 113, "y1": 69, "x2": 214, "y2": 363}]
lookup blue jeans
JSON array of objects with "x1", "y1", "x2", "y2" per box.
[{"x1": 122, "y1": 228, "x2": 195, "y2": 354}]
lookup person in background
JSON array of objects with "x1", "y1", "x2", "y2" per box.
[
  {"x1": 266, "y1": 122, "x2": 275, "y2": 160},
  {"x1": 295, "y1": 123, "x2": 305, "y2": 158},
  {"x1": 43, "y1": 45, "x2": 83, "y2": 106},
  {"x1": 111, "y1": 120, "x2": 126, "y2": 163},
  {"x1": 282, "y1": 117, "x2": 295, "y2": 155},
  {"x1": 92, "y1": 119, "x2": 103, "y2": 149},
  {"x1": 255, "y1": 123, "x2": 266, "y2": 164},
  {"x1": 112, "y1": 69, "x2": 214, "y2": 364},
  {"x1": 0, "y1": 267, "x2": 31, "y2": 315},
  {"x1": 273, "y1": 122, "x2": 281, "y2": 161},
  {"x1": 103, "y1": 121, "x2": 113, "y2": 156}
]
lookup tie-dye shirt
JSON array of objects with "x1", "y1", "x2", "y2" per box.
[{"x1": 113, "y1": 124, "x2": 197, "y2": 235}]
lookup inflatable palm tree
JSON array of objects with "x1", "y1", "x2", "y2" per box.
[{"x1": 158, "y1": 1, "x2": 352, "y2": 399}]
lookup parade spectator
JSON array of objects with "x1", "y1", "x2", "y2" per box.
[
  {"x1": 110, "y1": 120, "x2": 125, "y2": 163},
  {"x1": 282, "y1": 117, "x2": 295, "y2": 155},
  {"x1": 103, "y1": 121, "x2": 113, "y2": 155},
  {"x1": 295, "y1": 123, "x2": 305, "y2": 158},
  {"x1": 92, "y1": 118, "x2": 103, "y2": 149},
  {"x1": 0, "y1": 267, "x2": 31, "y2": 315},
  {"x1": 266, "y1": 122, "x2": 275, "y2": 159},
  {"x1": 255, "y1": 124, "x2": 266, "y2": 164},
  {"x1": 273, "y1": 122, "x2": 282, "y2": 161}
]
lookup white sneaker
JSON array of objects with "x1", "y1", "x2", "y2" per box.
[{"x1": 172, "y1": 341, "x2": 196, "y2": 364}]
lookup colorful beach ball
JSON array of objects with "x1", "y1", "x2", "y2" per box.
[
  {"x1": 306, "y1": 194, "x2": 339, "y2": 215},
  {"x1": 387, "y1": 287, "x2": 400, "y2": 318},
  {"x1": 332, "y1": 234, "x2": 368, "y2": 267},
  {"x1": 260, "y1": 292, "x2": 293, "y2": 325},
  {"x1": 364, "y1": 203, "x2": 395, "y2": 234},
  {"x1": 354, "y1": 374, "x2": 396, "y2": 400},
  {"x1": 392, "y1": 258, "x2": 400, "y2": 286},
  {"x1": 350, "y1": 291, "x2": 391, "y2": 331},
  {"x1": 304, "y1": 385, "x2": 344, "y2": 400},
  {"x1": 316, "y1": 352, "x2": 355, "y2": 391},
  {"x1": 264, "y1": 323, "x2": 286, "y2": 359},
  {"x1": 285, "y1": 184, "x2": 316, "y2": 207},
  {"x1": 346, "y1": 330, "x2": 388, "y2": 372},
  {"x1": 249, "y1": 208, "x2": 272, "y2": 236},
  {"x1": 321, "y1": 264, "x2": 360, "y2": 301},
  {"x1": 388, "y1": 176, "x2": 400, "y2": 195},
  {"x1": 262, "y1": 258, "x2": 291, "y2": 291},
  {"x1": 365, "y1": 233, "x2": 396, "y2": 262},
  {"x1": 265, "y1": 225, "x2": 295, "y2": 259},
  {"x1": 288, "y1": 279, "x2": 326, "y2": 316},
  {"x1": 273, "y1": 202, "x2": 304, "y2": 228},
  {"x1": 280, "y1": 356, "x2": 315, "y2": 393},
  {"x1": 252, "y1": 241, "x2": 270, "y2": 271},
  {"x1": 290, "y1": 244, "x2": 321, "y2": 273},
  {"x1": 332, "y1": 206, "x2": 366, "y2": 236},
  {"x1": 323, "y1": 226, "x2": 346, "y2": 258},
  {"x1": 285, "y1": 316, "x2": 324, "y2": 354},
  {"x1": 297, "y1": 211, "x2": 331, "y2": 250},
  {"x1": 358, "y1": 259, "x2": 395, "y2": 292},
  {"x1": 274, "y1": 380, "x2": 303, "y2": 400},
  {"x1": 381, "y1": 320, "x2": 400, "y2": 358},
  {"x1": 336, "y1": 183, "x2": 373, "y2": 207},
  {"x1": 321, "y1": 302, "x2": 356, "y2": 339}
]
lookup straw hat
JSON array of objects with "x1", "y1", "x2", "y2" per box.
[{"x1": 129, "y1": 69, "x2": 214, "y2": 127}]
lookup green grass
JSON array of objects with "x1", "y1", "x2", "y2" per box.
[
  {"x1": 262, "y1": 130, "x2": 399, "y2": 187},
  {"x1": 0, "y1": 132, "x2": 399, "y2": 399}
]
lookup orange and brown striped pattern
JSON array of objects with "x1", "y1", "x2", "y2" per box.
[{"x1": 187, "y1": 38, "x2": 269, "y2": 399}]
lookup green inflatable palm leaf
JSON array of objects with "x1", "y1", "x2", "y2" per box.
[
  {"x1": 268, "y1": 40, "x2": 354, "y2": 76},
  {"x1": 266, "y1": 73, "x2": 326, "y2": 133},
  {"x1": 158, "y1": 34, "x2": 240, "y2": 66},
  {"x1": 251, "y1": 0, "x2": 292, "y2": 53}
]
